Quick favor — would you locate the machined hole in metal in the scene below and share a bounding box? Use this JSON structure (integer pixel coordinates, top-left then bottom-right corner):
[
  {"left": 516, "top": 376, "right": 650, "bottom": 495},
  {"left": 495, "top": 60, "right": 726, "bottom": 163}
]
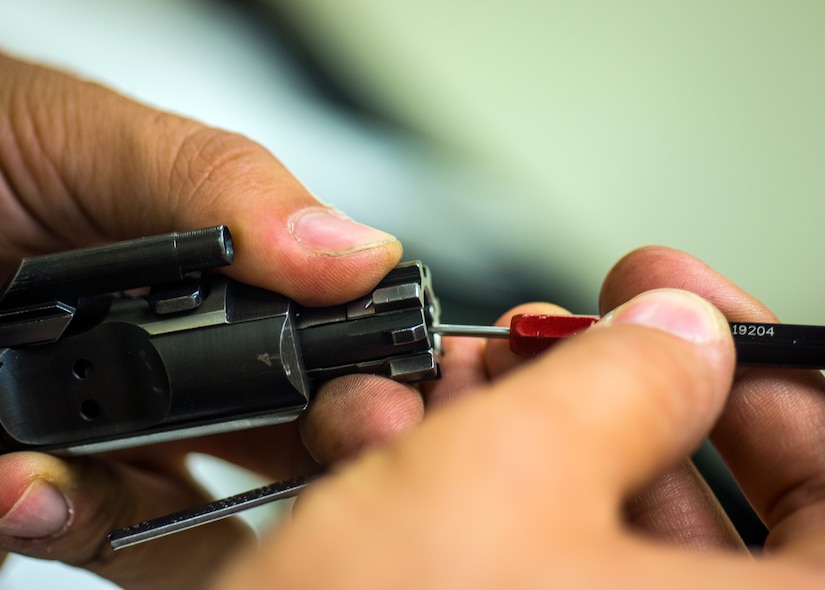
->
[
  {"left": 72, "top": 359, "right": 93, "bottom": 380},
  {"left": 80, "top": 399, "right": 101, "bottom": 421}
]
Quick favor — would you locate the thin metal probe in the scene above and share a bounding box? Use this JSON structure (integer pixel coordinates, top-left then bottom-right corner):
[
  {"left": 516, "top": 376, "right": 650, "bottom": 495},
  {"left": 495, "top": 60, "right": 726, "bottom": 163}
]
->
[
  {"left": 108, "top": 472, "right": 323, "bottom": 551},
  {"left": 431, "top": 324, "right": 510, "bottom": 338}
]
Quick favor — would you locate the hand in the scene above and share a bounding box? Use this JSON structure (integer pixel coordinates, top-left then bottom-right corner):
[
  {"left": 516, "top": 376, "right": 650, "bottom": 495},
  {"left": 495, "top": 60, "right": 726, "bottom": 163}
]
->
[
  {"left": 213, "top": 254, "right": 825, "bottom": 588},
  {"left": 600, "top": 246, "right": 825, "bottom": 558},
  {"left": 0, "top": 53, "right": 414, "bottom": 589}
]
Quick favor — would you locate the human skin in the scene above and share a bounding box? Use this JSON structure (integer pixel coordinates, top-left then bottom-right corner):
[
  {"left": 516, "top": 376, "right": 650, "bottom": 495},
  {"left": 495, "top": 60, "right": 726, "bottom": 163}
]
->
[{"left": 600, "top": 246, "right": 825, "bottom": 557}]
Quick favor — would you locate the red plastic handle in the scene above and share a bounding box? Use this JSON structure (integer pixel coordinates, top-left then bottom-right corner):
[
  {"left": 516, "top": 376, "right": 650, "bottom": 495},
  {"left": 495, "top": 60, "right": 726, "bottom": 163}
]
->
[{"left": 509, "top": 314, "right": 599, "bottom": 356}]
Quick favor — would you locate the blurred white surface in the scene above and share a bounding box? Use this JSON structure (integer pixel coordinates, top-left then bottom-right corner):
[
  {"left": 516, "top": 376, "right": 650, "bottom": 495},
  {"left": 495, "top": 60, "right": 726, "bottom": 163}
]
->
[{"left": 1, "top": 555, "right": 114, "bottom": 590}]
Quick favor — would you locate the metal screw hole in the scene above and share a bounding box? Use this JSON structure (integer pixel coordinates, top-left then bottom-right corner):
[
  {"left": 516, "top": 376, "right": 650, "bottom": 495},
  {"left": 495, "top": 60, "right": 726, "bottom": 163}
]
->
[
  {"left": 80, "top": 399, "right": 101, "bottom": 421},
  {"left": 72, "top": 359, "right": 93, "bottom": 380}
]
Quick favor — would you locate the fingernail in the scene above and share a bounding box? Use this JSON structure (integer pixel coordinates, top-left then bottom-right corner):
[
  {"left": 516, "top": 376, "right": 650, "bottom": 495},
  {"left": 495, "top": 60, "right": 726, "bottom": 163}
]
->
[
  {"left": 600, "top": 288, "right": 727, "bottom": 344},
  {"left": 289, "top": 207, "right": 398, "bottom": 255},
  {"left": 0, "top": 479, "right": 71, "bottom": 538}
]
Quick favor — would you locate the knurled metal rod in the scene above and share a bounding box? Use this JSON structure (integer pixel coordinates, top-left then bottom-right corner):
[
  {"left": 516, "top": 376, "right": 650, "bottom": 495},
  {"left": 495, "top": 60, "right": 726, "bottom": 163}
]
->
[{"left": 108, "top": 471, "right": 323, "bottom": 550}]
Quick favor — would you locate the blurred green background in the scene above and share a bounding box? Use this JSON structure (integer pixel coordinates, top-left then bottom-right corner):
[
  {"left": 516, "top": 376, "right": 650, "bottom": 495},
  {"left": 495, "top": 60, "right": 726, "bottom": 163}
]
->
[{"left": 271, "top": 0, "right": 825, "bottom": 322}]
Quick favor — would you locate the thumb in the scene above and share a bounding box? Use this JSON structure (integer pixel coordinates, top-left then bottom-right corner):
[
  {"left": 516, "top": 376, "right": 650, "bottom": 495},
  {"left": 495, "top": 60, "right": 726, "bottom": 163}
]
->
[
  {"left": 212, "top": 290, "right": 737, "bottom": 589},
  {"left": 0, "top": 53, "right": 401, "bottom": 305},
  {"left": 415, "top": 288, "right": 737, "bottom": 514},
  {"left": 517, "top": 288, "right": 737, "bottom": 498}
]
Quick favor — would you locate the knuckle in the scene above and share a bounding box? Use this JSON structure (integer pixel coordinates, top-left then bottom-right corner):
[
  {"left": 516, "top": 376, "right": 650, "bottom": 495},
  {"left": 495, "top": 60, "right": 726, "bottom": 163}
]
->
[{"left": 162, "top": 123, "right": 274, "bottom": 225}]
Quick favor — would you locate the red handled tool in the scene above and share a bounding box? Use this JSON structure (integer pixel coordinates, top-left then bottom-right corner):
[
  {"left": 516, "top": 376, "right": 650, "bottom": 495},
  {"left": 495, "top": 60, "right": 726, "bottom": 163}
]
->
[
  {"left": 435, "top": 314, "right": 825, "bottom": 369},
  {"left": 433, "top": 314, "right": 599, "bottom": 356}
]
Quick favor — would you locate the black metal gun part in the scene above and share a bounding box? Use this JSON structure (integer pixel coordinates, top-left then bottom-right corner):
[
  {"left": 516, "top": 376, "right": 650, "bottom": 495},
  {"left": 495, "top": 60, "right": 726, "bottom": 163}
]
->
[{"left": 0, "top": 226, "right": 441, "bottom": 455}]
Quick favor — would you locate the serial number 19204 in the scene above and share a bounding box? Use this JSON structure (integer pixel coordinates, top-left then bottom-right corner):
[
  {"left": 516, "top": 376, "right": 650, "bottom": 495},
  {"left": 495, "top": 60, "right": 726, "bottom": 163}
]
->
[{"left": 731, "top": 324, "right": 775, "bottom": 337}]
